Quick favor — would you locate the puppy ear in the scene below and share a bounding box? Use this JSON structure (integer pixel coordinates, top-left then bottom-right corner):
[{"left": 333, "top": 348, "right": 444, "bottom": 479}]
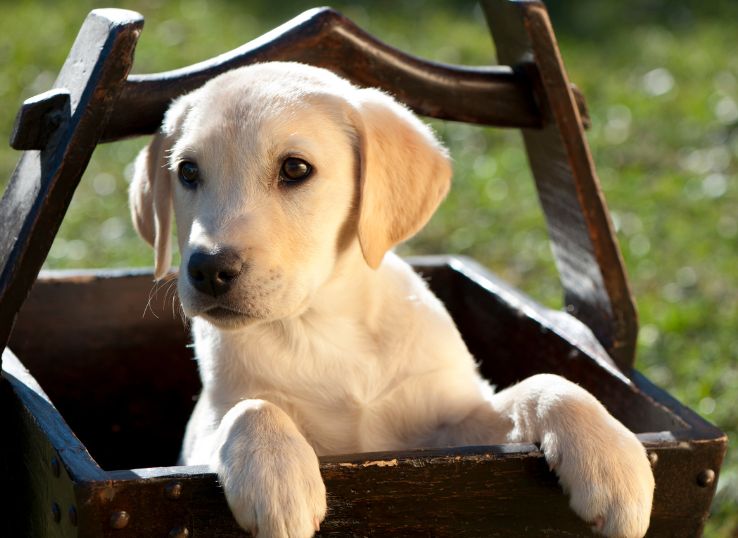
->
[
  {"left": 130, "top": 132, "right": 173, "bottom": 281},
  {"left": 353, "top": 88, "right": 452, "bottom": 268},
  {"left": 129, "top": 94, "right": 195, "bottom": 280}
]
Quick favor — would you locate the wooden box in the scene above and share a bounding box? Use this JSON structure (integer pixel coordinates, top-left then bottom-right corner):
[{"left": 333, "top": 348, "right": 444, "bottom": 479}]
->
[{"left": 0, "top": 1, "right": 726, "bottom": 536}]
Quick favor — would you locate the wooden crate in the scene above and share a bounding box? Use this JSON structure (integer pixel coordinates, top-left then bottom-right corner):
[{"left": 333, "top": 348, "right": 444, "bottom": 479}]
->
[
  {"left": 2, "top": 259, "right": 726, "bottom": 536},
  {"left": 0, "top": 1, "right": 726, "bottom": 536}
]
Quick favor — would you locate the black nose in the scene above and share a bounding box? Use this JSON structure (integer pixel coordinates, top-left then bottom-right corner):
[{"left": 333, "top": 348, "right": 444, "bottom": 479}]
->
[{"left": 187, "top": 249, "right": 244, "bottom": 297}]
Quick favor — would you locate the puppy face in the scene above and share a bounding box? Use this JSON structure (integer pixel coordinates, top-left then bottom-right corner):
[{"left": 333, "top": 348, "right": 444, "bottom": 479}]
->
[
  {"left": 130, "top": 62, "right": 451, "bottom": 328},
  {"left": 169, "top": 79, "right": 360, "bottom": 326}
]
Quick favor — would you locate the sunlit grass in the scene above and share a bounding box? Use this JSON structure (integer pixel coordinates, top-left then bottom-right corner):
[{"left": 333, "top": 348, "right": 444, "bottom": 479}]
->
[{"left": 1, "top": 1, "right": 736, "bottom": 534}]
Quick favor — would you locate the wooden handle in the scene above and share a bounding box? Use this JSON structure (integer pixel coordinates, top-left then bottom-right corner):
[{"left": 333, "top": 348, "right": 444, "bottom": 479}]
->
[
  {"left": 0, "top": 9, "right": 143, "bottom": 353},
  {"left": 483, "top": 0, "right": 638, "bottom": 370},
  {"left": 12, "top": 7, "right": 591, "bottom": 150},
  {"left": 4, "top": 2, "right": 634, "bottom": 371},
  {"left": 101, "top": 7, "right": 542, "bottom": 142}
]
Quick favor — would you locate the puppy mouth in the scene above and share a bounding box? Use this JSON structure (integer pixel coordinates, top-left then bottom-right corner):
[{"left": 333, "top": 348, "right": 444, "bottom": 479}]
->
[
  {"left": 205, "top": 306, "right": 245, "bottom": 318},
  {"left": 198, "top": 304, "right": 267, "bottom": 328},
  {"left": 202, "top": 305, "right": 250, "bottom": 322}
]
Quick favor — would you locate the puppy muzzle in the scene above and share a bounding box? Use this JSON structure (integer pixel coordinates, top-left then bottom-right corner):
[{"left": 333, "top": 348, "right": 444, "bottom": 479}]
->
[{"left": 187, "top": 248, "right": 244, "bottom": 297}]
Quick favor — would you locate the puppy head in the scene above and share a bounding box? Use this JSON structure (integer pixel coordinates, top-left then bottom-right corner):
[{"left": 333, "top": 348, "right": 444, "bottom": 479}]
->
[{"left": 130, "top": 62, "right": 451, "bottom": 328}]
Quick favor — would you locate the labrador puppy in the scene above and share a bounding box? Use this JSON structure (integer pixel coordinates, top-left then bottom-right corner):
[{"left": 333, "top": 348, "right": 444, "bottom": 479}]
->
[{"left": 130, "top": 62, "right": 654, "bottom": 538}]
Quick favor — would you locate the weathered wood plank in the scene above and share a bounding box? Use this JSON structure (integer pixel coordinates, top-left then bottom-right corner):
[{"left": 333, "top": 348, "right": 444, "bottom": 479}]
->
[
  {"left": 482, "top": 0, "right": 638, "bottom": 370},
  {"left": 5, "top": 262, "right": 727, "bottom": 536},
  {"left": 0, "top": 9, "right": 144, "bottom": 358},
  {"left": 8, "top": 269, "right": 196, "bottom": 470},
  {"left": 1, "top": 348, "right": 104, "bottom": 537},
  {"left": 102, "top": 7, "right": 543, "bottom": 142}
]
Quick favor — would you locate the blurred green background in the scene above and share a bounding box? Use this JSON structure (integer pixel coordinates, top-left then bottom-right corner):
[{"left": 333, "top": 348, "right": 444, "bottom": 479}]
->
[{"left": 1, "top": 0, "right": 736, "bottom": 534}]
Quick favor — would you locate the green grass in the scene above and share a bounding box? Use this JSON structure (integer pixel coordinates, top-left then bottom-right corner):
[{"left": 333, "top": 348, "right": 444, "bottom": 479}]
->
[{"left": 1, "top": 1, "right": 736, "bottom": 535}]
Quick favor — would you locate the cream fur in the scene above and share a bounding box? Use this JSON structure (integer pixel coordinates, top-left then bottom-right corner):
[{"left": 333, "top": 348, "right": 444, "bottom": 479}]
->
[{"left": 130, "top": 62, "right": 654, "bottom": 538}]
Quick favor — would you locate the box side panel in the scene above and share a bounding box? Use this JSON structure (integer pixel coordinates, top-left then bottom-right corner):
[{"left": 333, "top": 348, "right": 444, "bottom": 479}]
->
[
  {"left": 7, "top": 266, "right": 727, "bottom": 536},
  {"left": 77, "top": 451, "right": 598, "bottom": 537},
  {"left": 646, "top": 441, "right": 726, "bottom": 536},
  {"left": 77, "top": 441, "right": 722, "bottom": 538},
  {"left": 1, "top": 365, "right": 82, "bottom": 537},
  {"left": 9, "top": 271, "right": 199, "bottom": 470},
  {"left": 417, "top": 258, "right": 691, "bottom": 435}
]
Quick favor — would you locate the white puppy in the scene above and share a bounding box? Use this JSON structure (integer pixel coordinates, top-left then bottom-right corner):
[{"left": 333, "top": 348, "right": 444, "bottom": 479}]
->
[{"left": 130, "top": 62, "right": 654, "bottom": 538}]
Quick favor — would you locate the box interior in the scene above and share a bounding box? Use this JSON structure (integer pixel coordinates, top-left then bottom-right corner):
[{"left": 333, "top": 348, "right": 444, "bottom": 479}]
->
[{"left": 8, "top": 260, "right": 685, "bottom": 471}]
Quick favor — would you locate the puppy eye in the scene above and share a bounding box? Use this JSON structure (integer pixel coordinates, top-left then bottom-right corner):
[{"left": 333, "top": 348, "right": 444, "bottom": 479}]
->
[
  {"left": 178, "top": 161, "right": 200, "bottom": 189},
  {"left": 280, "top": 158, "right": 312, "bottom": 184}
]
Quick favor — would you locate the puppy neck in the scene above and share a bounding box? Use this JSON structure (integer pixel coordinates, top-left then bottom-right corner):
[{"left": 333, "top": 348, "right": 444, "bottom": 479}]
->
[{"left": 301, "top": 239, "right": 382, "bottom": 324}]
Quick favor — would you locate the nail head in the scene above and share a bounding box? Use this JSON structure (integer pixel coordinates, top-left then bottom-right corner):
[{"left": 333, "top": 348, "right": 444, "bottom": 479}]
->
[
  {"left": 169, "top": 526, "right": 190, "bottom": 538},
  {"left": 165, "top": 481, "right": 183, "bottom": 499},
  {"left": 110, "top": 510, "right": 130, "bottom": 529},
  {"left": 51, "top": 502, "right": 61, "bottom": 523},
  {"left": 697, "top": 469, "right": 715, "bottom": 487},
  {"left": 51, "top": 457, "right": 60, "bottom": 477}
]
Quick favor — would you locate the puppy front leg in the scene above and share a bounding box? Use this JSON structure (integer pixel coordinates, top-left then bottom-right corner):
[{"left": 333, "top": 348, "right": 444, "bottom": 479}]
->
[
  {"left": 449, "top": 374, "right": 654, "bottom": 537},
  {"left": 212, "top": 400, "right": 327, "bottom": 538}
]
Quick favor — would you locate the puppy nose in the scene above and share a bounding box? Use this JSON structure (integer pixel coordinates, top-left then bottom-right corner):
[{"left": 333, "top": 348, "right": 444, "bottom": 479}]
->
[{"left": 187, "top": 249, "right": 244, "bottom": 297}]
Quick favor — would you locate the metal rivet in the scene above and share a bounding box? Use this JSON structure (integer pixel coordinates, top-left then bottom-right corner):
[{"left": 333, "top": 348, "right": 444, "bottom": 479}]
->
[
  {"left": 165, "top": 481, "right": 183, "bottom": 500},
  {"left": 169, "top": 526, "right": 190, "bottom": 538},
  {"left": 697, "top": 469, "right": 715, "bottom": 487},
  {"left": 51, "top": 502, "right": 61, "bottom": 523},
  {"left": 110, "top": 510, "right": 130, "bottom": 529},
  {"left": 68, "top": 506, "right": 78, "bottom": 526},
  {"left": 51, "top": 457, "right": 60, "bottom": 478},
  {"left": 648, "top": 452, "right": 658, "bottom": 468}
]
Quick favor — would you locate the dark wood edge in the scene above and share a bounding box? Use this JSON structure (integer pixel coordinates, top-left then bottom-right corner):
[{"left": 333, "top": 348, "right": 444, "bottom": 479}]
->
[
  {"left": 0, "top": 8, "right": 143, "bottom": 362},
  {"left": 418, "top": 255, "right": 628, "bottom": 379},
  {"left": 36, "top": 266, "right": 164, "bottom": 282},
  {"left": 483, "top": 0, "right": 637, "bottom": 369},
  {"left": 101, "top": 430, "right": 720, "bottom": 483},
  {"left": 106, "top": 443, "right": 543, "bottom": 482},
  {"left": 25, "top": 261, "right": 727, "bottom": 447},
  {"left": 101, "top": 7, "right": 538, "bottom": 141},
  {"left": 523, "top": 1, "right": 639, "bottom": 369},
  {"left": 630, "top": 371, "right": 727, "bottom": 444},
  {"left": 1, "top": 348, "right": 106, "bottom": 483}
]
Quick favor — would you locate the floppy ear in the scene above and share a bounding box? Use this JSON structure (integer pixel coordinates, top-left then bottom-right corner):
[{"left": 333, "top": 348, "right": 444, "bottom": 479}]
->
[
  {"left": 352, "top": 88, "right": 452, "bottom": 268},
  {"left": 129, "top": 94, "right": 195, "bottom": 280},
  {"left": 130, "top": 132, "right": 173, "bottom": 280}
]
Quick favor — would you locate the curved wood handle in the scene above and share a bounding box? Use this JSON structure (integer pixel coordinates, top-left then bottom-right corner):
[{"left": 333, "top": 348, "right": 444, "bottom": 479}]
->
[
  {"left": 102, "top": 7, "right": 553, "bottom": 142},
  {"left": 5, "top": 2, "right": 632, "bottom": 371}
]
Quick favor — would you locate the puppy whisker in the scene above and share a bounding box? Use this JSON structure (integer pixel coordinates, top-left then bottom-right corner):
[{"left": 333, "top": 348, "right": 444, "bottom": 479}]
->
[
  {"left": 144, "top": 280, "right": 163, "bottom": 319},
  {"left": 144, "top": 272, "right": 180, "bottom": 320}
]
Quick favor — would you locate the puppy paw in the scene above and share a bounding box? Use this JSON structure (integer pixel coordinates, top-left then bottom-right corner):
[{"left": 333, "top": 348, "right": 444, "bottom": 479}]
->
[
  {"left": 213, "top": 401, "right": 328, "bottom": 538},
  {"left": 544, "top": 421, "right": 654, "bottom": 538}
]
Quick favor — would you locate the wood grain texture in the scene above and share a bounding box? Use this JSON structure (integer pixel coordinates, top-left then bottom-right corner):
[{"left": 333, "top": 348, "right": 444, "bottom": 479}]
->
[
  {"left": 483, "top": 0, "right": 638, "bottom": 370},
  {"left": 0, "top": 9, "right": 143, "bottom": 358},
  {"left": 7, "top": 262, "right": 726, "bottom": 536},
  {"left": 102, "top": 7, "right": 544, "bottom": 142},
  {"left": 8, "top": 269, "right": 196, "bottom": 470},
  {"left": 1, "top": 348, "right": 102, "bottom": 538}
]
